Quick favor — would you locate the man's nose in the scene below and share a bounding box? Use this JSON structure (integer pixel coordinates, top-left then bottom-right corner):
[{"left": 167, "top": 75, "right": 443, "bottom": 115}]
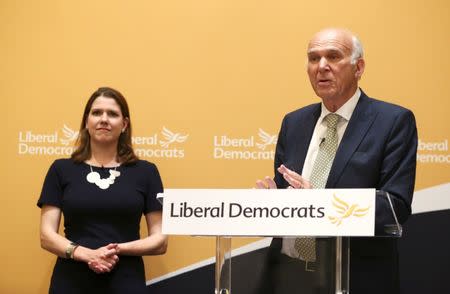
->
[{"left": 318, "top": 57, "right": 329, "bottom": 71}]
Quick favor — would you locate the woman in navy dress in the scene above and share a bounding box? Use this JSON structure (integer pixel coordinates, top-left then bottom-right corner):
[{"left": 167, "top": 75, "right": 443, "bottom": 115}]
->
[{"left": 38, "top": 87, "right": 167, "bottom": 294}]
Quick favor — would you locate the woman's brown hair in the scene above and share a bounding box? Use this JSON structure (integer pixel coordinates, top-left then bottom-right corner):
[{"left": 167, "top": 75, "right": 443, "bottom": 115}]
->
[{"left": 71, "top": 87, "right": 138, "bottom": 165}]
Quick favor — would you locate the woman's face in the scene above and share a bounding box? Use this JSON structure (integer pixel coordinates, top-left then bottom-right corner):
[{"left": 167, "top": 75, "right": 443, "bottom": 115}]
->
[{"left": 85, "top": 96, "right": 128, "bottom": 146}]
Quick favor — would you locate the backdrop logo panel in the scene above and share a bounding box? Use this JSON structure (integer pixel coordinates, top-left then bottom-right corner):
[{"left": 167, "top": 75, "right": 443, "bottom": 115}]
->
[
  {"left": 133, "top": 126, "right": 189, "bottom": 159},
  {"left": 417, "top": 138, "right": 449, "bottom": 164},
  {"left": 213, "top": 128, "right": 277, "bottom": 160},
  {"left": 17, "top": 125, "right": 189, "bottom": 159},
  {"left": 17, "top": 124, "right": 77, "bottom": 156}
]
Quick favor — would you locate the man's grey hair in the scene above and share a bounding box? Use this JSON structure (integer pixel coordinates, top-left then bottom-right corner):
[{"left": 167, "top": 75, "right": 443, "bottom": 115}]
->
[{"left": 350, "top": 35, "right": 364, "bottom": 64}]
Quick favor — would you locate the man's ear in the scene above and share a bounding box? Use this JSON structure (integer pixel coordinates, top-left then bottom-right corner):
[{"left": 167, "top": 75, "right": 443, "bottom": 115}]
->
[{"left": 355, "top": 58, "right": 365, "bottom": 80}]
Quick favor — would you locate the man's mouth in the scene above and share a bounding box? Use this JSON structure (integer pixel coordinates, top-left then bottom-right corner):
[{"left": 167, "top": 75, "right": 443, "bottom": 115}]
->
[{"left": 317, "top": 79, "right": 332, "bottom": 86}]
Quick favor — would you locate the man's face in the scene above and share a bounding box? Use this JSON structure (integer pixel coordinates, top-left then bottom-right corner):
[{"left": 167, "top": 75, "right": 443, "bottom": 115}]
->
[{"left": 307, "top": 30, "right": 362, "bottom": 104}]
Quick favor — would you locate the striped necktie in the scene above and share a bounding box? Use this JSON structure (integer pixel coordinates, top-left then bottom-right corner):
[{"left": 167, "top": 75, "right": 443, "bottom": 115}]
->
[{"left": 294, "top": 113, "right": 341, "bottom": 263}]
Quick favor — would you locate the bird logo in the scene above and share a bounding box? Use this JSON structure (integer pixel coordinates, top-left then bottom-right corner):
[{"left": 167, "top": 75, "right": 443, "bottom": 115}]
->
[
  {"left": 256, "top": 128, "right": 277, "bottom": 150},
  {"left": 328, "top": 194, "right": 370, "bottom": 226},
  {"left": 159, "top": 126, "right": 189, "bottom": 148},
  {"left": 59, "top": 124, "right": 79, "bottom": 146}
]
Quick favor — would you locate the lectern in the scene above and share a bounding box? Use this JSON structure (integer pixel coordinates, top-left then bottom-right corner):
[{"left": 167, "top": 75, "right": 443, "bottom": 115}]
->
[{"left": 159, "top": 189, "right": 401, "bottom": 294}]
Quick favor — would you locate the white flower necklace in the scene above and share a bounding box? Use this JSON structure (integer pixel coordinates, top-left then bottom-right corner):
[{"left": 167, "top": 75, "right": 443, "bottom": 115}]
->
[{"left": 86, "top": 165, "right": 121, "bottom": 190}]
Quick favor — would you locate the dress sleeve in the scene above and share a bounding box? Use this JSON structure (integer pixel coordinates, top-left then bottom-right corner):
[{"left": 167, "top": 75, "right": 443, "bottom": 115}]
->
[
  {"left": 37, "top": 160, "right": 63, "bottom": 208},
  {"left": 144, "top": 163, "right": 164, "bottom": 214}
]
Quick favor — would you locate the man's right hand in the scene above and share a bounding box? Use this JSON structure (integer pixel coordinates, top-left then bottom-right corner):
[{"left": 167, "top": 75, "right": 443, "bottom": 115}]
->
[
  {"left": 256, "top": 164, "right": 312, "bottom": 190},
  {"left": 255, "top": 176, "right": 277, "bottom": 189}
]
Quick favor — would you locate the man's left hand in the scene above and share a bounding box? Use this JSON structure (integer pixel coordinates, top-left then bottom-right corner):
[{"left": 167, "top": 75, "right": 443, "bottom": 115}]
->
[{"left": 277, "top": 164, "right": 312, "bottom": 189}]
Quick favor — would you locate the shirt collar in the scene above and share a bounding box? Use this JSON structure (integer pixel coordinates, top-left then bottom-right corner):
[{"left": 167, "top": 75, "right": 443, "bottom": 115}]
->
[{"left": 318, "top": 88, "right": 361, "bottom": 123}]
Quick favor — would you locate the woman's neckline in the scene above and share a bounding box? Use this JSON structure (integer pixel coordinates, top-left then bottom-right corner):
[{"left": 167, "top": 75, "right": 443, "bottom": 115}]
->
[{"left": 82, "top": 161, "right": 120, "bottom": 168}]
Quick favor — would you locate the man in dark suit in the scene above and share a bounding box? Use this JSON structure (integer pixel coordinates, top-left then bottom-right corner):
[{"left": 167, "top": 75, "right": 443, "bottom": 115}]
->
[{"left": 256, "top": 28, "right": 417, "bottom": 294}]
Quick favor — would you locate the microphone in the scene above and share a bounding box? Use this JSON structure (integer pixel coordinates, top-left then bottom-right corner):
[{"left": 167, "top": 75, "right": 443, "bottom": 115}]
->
[{"left": 319, "top": 137, "right": 325, "bottom": 147}]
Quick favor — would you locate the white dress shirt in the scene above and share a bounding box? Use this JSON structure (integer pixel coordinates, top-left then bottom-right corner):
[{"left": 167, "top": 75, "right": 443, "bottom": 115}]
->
[{"left": 281, "top": 88, "right": 361, "bottom": 258}]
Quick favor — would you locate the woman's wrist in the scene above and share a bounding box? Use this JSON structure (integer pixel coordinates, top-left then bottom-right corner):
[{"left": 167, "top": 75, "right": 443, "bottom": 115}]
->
[
  {"left": 72, "top": 246, "right": 90, "bottom": 263},
  {"left": 65, "top": 242, "right": 79, "bottom": 259},
  {"left": 116, "top": 242, "right": 127, "bottom": 255}
]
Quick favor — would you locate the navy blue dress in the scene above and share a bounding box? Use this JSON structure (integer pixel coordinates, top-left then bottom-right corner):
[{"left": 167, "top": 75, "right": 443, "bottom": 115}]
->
[{"left": 37, "top": 159, "right": 163, "bottom": 294}]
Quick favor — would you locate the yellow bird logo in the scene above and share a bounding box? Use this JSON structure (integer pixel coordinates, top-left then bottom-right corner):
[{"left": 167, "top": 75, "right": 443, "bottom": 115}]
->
[
  {"left": 328, "top": 194, "right": 370, "bottom": 226},
  {"left": 256, "top": 128, "right": 277, "bottom": 150},
  {"left": 159, "top": 126, "right": 189, "bottom": 148},
  {"left": 59, "top": 124, "right": 79, "bottom": 146}
]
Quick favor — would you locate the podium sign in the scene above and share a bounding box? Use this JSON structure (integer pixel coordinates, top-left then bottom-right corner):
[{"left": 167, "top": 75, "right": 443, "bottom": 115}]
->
[{"left": 160, "top": 188, "right": 375, "bottom": 237}]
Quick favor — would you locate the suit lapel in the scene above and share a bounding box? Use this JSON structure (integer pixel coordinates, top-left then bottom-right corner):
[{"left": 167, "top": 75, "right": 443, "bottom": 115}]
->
[
  {"left": 291, "top": 105, "right": 321, "bottom": 174},
  {"left": 326, "top": 92, "right": 378, "bottom": 188}
]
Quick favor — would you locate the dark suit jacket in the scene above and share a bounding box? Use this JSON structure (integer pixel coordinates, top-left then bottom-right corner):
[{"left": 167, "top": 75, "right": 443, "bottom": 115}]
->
[{"left": 268, "top": 90, "right": 418, "bottom": 294}]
